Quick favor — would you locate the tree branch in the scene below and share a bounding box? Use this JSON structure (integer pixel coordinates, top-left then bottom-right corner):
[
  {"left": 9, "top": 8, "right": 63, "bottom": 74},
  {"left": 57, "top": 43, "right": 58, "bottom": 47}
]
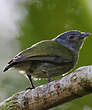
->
[{"left": 0, "top": 65, "right": 92, "bottom": 110}]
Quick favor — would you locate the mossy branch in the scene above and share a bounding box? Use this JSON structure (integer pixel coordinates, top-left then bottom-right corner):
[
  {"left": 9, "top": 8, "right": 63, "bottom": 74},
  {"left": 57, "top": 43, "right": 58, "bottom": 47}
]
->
[{"left": 0, "top": 65, "right": 92, "bottom": 110}]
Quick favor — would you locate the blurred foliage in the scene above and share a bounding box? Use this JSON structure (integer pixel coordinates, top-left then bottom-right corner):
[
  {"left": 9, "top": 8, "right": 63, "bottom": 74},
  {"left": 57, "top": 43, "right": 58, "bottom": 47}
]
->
[{"left": 2, "top": 0, "right": 92, "bottom": 110}]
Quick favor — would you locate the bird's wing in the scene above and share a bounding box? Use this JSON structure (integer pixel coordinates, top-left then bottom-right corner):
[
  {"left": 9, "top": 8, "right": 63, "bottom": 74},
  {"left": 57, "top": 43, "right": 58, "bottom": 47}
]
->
[
  {"left": 3, "top": 40, "right": 75, "bottom": 72},
  {"left": 8, "top": 40, "right": 74, "bottom": 64}
]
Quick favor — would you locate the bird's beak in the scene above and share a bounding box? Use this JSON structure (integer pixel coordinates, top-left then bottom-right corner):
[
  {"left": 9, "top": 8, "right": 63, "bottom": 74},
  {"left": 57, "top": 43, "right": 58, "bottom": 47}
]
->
[{"left": 81, "top": 32, "right": 91, "bottom": 39}]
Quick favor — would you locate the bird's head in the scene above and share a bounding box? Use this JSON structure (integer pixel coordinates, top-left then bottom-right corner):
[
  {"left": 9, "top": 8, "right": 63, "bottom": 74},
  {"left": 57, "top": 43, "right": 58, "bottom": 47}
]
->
[{"left": 53, "top": 30, "right": 90, "bottom": 52}]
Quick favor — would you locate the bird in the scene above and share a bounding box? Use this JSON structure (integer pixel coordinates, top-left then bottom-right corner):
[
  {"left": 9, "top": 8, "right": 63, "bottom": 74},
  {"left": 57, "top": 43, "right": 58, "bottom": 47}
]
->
[{"left": 3, "top": 30, "right": 90, "bottom": 89}]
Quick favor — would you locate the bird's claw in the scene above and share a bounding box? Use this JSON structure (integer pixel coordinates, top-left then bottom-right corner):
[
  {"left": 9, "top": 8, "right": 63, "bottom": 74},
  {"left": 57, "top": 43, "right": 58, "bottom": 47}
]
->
[{"left": 26, "top": 87, "right": 35, "bottom": 90}]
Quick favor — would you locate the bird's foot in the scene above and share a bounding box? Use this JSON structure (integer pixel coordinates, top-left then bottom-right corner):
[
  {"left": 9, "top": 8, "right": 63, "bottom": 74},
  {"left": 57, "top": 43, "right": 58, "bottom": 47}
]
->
[{"left": 26, "top": 86, "right": 35, "bottom": 90}]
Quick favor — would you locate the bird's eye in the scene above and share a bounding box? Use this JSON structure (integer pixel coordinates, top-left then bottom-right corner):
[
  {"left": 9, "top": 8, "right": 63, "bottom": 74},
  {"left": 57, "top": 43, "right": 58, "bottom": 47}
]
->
[{"left": 68, "top": 35, "right": 75, "bottom": 40}]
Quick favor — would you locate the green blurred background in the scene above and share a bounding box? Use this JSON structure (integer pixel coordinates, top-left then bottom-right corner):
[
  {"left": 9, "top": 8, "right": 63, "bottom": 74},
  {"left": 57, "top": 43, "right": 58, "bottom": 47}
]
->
[{"left": 1, "top": 0, "right": 92, "bottom": 109}]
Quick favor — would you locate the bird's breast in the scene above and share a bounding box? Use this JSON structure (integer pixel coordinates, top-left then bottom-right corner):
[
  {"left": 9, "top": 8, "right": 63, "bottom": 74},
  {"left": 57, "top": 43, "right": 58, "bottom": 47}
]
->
[{"left": 30, "top": 62, "right": 75, "bottom": 78}]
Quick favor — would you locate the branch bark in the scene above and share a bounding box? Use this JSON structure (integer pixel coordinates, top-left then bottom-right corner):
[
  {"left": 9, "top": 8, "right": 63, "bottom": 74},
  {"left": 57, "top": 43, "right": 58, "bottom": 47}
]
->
[{"left": 0, "top": 65, "right": 92, "bottom": 110}]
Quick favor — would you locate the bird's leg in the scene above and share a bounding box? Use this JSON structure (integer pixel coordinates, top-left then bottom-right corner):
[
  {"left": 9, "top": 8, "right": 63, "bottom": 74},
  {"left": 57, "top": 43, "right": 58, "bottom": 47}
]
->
[
  {"left": 48, "top": 77, "right": 51, "bottom": 83},
  {"left": 26, "top": 74, "right": 35, "bottom": 90},
  {"left": 46, "top": 73, "right": 51, "bottom": 83}
]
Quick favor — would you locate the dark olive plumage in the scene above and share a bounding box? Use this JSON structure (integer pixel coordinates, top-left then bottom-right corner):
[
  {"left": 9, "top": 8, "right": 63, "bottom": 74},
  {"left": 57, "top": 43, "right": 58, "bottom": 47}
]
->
[{"left": 3, "top": 30, "right": 90, "bottom": 89}]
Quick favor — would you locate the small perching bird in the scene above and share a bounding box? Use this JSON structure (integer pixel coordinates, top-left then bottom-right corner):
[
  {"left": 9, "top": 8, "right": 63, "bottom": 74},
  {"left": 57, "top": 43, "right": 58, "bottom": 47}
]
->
[{"left": 3, "top": 30, "right": 90, "bottom": 89}]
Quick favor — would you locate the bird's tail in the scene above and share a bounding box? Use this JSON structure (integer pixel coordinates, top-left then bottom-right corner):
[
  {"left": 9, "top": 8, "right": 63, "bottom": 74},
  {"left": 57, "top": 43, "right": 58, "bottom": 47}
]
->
[{"left": 3, "top": 63, "right": 14, "bottom": 72}]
